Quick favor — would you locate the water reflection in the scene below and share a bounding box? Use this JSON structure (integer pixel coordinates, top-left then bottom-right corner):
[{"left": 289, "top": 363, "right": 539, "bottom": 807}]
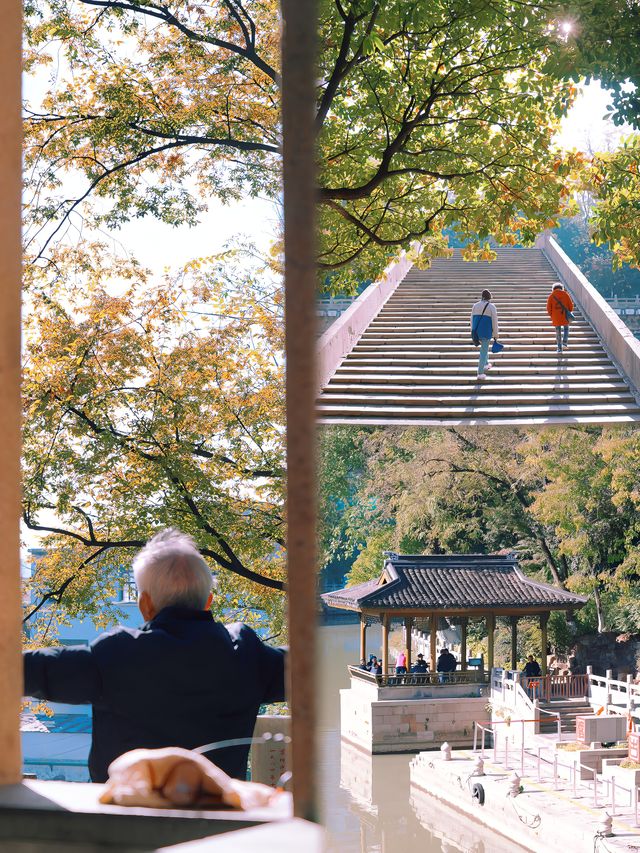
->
[{"left": 318, "top": 624, "right": 527, "bottom": 853}]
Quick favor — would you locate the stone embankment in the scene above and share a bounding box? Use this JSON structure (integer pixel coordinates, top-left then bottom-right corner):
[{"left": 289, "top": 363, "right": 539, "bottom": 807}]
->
[{"left": 411, "top": 749, "right": 640, "bottom": 853}]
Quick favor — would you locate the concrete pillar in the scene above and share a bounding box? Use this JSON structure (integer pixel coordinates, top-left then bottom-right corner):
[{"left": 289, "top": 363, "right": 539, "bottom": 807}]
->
[
  {"left": 511, "top": 616, "right": 518, "bottom": 671},
  {"left": 487, "top": 614, "right": 496, "bottom": 674},
  {"left": 540, "top": 613, "right": 549, "bottom": 677},
  {"left": 405, "top": 616, "right": 413, "bottom": 670},
  {"left": 430, "top": 614, "right": 437, "bottom": 672},
  {"left": 359, "top": 616, "right": 367, "bottom": 662},
  {"left": 281, "top": 0, "right": 317, "bottom": 820},
  {"left": 381, "top": 613, "right": 390, "bottom": 675},
  {"left": 0, "top": 0, "right": 24, "bottom": 786},
  {"left": 460, "top": 617, "right": 468, "bottom": 671}
]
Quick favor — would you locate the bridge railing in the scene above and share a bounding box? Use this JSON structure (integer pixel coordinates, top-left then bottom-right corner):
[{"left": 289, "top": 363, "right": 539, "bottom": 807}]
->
[
  {"left": 587, "top": 668, "right": 640, "bottom": 724},
  {"left": 316, "top": 244, "right": 420, "bottom": 392},
  {"left": 538, "top": 232, "right": 640, "bottom": 399}
]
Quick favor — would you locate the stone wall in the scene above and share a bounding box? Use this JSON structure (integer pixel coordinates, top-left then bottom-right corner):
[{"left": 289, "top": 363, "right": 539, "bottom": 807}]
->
[
  {"left": 340, "top": 687, "right": 485, "bottom": 753},
  {"left": 571, "top": 631, "right": 640, "bottom": 678}
]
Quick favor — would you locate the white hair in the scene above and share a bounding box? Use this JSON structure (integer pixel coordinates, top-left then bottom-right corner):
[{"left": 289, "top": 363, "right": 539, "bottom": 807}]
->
[{"left": 132, "top": 528, "right": 213, "bottom": 611}]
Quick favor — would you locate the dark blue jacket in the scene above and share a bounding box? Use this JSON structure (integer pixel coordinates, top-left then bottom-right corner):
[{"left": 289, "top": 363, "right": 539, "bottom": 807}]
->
[{"left": 23, "top": 607, "right": 286, "bottom": 783}]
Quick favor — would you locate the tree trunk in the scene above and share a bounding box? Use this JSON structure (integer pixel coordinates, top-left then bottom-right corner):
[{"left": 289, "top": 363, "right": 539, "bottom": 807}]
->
[
  {"left": 536, "top": 535, "right": 566, "bottom": 589},
  {"left": 593, "top": 584, "right": 606, "bottom": 633}
]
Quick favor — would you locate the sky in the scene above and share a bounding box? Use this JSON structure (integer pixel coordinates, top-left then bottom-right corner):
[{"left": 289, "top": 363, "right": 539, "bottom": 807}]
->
[{"left": 557, "top": 81, "right": 633, "bottom": 151}]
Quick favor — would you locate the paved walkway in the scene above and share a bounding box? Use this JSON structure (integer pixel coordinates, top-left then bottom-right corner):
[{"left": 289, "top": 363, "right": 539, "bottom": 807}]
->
[
  {"left": 411, "top": 746, "right": 640, "bottom": 853},
  {"left": 411, "top": 750, "right": 640, "bottom": 853},
  {"left": 318, "top": 247, "right": 640, "bottom": 425}
]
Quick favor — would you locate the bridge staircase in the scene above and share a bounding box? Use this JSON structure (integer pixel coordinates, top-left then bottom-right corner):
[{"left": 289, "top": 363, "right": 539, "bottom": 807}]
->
[
  {"left": 538, "top": 698, "right": 593, "bottom": 735},
  {"left": 317, "top": 247, "right": 640, "bottom": 426}
]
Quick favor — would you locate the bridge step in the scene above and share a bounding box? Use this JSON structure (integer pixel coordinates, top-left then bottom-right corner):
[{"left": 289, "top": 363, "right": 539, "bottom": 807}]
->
[
  {"left": 539, "top": 701, "right": 594, "bottom": 733},
  {"left": 318, "top": 248, "right": 640, "bottom": 425}
]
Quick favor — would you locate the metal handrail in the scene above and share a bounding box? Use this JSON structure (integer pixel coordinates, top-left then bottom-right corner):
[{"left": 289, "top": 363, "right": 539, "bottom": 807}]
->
[{"left": 479, "top": 730, "right": 640, "bottom": 821}]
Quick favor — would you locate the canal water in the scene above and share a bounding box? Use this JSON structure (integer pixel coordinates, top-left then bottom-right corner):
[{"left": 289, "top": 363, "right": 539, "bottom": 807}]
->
[{"left": 317, "top": 623, "right": 528, "bottom": 853}]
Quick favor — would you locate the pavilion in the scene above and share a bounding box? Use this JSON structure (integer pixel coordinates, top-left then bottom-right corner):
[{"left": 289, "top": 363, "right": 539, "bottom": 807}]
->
[{"left": 321, "top": 553, "right": 588, "bottom": 677}]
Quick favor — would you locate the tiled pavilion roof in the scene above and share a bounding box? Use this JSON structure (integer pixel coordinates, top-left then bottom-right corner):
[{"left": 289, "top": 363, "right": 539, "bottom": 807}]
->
[{"left": 321, "top": 553, "right": 588, "bottom": 614}]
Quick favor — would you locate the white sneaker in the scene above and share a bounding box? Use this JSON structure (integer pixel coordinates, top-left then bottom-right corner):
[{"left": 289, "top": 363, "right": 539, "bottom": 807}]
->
[
  {"left": 477, "top": 373, "right": 487, "bottom": 380},
  {"left": 485, "top": 362, "right": 493, "bottom": 370}
]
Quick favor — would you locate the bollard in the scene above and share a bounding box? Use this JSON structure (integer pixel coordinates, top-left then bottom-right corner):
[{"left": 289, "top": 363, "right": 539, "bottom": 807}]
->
[
  {"left": 472, "top": 755, "right": 485, "bottom": 777},
  {"left": 611, "top": 777, "right": 616, "bottom": 816},
  {"left": 441, "top": 742, "right": 452, "bottom": 761},
  {"left": 505, "top": 737, "right": 509, "bottom": 770},
  {"left": 573, "top": 759, "right": 577, "bottom": 797},
  {"left": 493, "top": 730, "right": 498, "bottom": 764},
  {"left": 553, "top": 754, "right": 558, "bottom": 790},
  {"left": 508, "top": 770, "right": 521, "bottom": 797},
  {"left": 597, "top": 813, "right": 613, "bottom": 837},
  {"left": 593, "top": 770, "right": 599, "bottom": 808},
  {"left": 537, "top": 747, "right": 542, "bottom": 783},
  {"left": 473, "top": 723, "right": 478, "bottom": 753},
  {"left": 520, "top": 722, "right": 525, "bottom": 777}
]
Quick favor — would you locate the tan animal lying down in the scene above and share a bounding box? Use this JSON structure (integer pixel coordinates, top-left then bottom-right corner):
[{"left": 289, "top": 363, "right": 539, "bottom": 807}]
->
[{"left": 99, "top": 747, "right": 283, "bottom": 810}]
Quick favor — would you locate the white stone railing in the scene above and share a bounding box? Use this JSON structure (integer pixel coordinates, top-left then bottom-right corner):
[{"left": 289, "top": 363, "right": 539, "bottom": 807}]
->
[
  {"left": 587, "top": 667, "right": 640, "bottom": 722},
  {"left": 316, "top": 245, "right": 419, "bottom": 392},
  {"left": 537, "top": 232, "right": 640, "bottom": 400},
  {"left": 489, "top": 668, "right": 564, "bottom": 738},
  {"left": 491, "top": 668, "right": 533, "bottom": 712}
]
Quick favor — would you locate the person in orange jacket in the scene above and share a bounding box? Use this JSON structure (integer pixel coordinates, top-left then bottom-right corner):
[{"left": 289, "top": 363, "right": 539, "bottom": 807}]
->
[{"left": 546, "top": 282, "right": 574, "bottom": 354}]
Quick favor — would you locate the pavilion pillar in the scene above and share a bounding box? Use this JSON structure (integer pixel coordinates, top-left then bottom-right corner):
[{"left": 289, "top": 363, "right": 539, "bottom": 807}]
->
[
  {"left": 540, "top": 613, "right": 549, "bottom": 677},
  {"left": 0, "top": 0, "right": 24, "bottom": 785},
  {"left": 460, "top": 617, "right": 468, "bottom": 671},
  {"left": 486, "top": 614, "right": 496, "bottom": 673},
  {"left": 430, "top": 614, "right": 437, "bottom": 672},
  {"left": 359, "top": 615, "right": 367, "bottom": 662},
  {"left": 405, "top": 616, "right": 413, "bottom": 670},
  {"left": 510, "top": 616, "right": 519, "bottom": 671},
  {"left": 281, "top": 0, "right": 318, "bottom": 821},
  {"left": 381, "top": 613, "right": 389, "bottom": 675}
]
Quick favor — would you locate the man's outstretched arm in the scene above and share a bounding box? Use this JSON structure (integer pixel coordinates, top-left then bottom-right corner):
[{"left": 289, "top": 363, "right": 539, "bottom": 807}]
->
[
  {"left": 24, "top": 646, "right": 102, "bottom": 705},
  {"left": 260, "top": 642, "right": 287, "bottom": 704}
]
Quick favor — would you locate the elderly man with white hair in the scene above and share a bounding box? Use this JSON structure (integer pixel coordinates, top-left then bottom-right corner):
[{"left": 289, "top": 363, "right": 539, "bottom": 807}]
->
[{"left": 23, "top": 529, "right": 286, "bottom": 783}]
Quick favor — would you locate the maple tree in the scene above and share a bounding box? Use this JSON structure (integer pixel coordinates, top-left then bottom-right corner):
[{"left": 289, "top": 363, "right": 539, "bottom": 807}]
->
[
  {"left": 22, "top": 242, "right": 287, "bottom": 636},
  {"left": 24, "top": 0, "right": 586, "bottom": 292}
]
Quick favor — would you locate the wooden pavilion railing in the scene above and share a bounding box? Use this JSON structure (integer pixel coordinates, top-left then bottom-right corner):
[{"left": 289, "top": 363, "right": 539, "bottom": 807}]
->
[
  {"left": 348, "top": 665, "right": 490, "bottom": 688},
  {"left": 521, "top": 673, "right": 590, "bottom": 702}
]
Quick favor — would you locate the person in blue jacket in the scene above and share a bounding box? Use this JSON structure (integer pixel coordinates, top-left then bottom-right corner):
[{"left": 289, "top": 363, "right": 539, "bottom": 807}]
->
[
  {"left": 470, "top": 289, "right": 500, "bottom": 380},
  {"left": 23, "top": 528, "right": 286, "bottom": 783}
]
